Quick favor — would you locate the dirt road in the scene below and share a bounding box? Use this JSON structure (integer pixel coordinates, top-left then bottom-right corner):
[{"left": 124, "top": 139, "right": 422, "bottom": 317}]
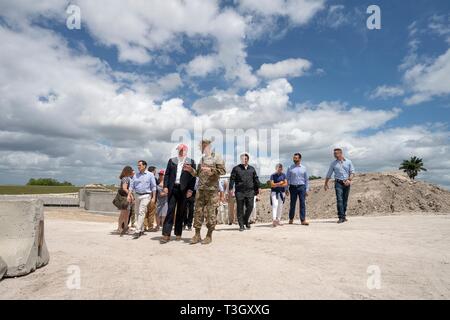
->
[{"left": 1, "top": 211, "right": 449, "bottom": 299}]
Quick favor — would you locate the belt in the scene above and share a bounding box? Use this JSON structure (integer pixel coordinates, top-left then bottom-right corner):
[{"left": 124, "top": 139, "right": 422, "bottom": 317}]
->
[
  {"left": 335, "top": 179, "right": 347, "bottom": 184},
  {"left": 136, "top": 192, "right": 151, "bottom": 195},
  {"left": 289, "top": 184, "right": 305, "bottom": 187}
]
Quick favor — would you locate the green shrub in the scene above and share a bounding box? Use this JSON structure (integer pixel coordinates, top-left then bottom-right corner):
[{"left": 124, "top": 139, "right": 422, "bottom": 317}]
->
[{"left": 26, "top": 178, "right": 74, "bottom": 186}]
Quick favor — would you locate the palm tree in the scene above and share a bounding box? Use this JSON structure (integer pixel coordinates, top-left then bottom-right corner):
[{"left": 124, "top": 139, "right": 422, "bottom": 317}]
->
[{"left": 399, "top": 156, "right": 427, "bottom": 180}]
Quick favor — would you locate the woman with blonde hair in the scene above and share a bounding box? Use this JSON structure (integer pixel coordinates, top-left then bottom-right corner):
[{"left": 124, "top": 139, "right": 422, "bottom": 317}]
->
[{"left": 270, "top": 163, "right": 288, "bottom": 227}]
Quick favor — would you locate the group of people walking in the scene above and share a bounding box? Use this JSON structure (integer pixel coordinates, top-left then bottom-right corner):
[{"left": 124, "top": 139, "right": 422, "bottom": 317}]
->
[
  {"left": 268, "top": 148, "right": 355, "bottom": 227},
  {"left": 114, "top": 140, "right": 355, "bottom": 245}
]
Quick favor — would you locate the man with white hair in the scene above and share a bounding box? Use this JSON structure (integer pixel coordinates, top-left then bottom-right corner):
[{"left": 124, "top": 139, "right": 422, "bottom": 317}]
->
[
  {"left": 324, "top": 148, "right": 355, "bottom": 223},
  {"left": 161, "top": 143, "right": 196, "bottom": 243}
]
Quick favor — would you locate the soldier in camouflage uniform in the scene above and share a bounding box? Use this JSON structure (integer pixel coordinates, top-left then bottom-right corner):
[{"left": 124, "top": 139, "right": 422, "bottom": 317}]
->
[{"left": 188, "top": 139, "right": 226, "bottom": 245}]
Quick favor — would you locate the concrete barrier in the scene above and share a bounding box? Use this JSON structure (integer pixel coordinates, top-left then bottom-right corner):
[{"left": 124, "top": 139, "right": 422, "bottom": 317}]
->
[
  {"left": 0, "top": 199, "right": 49, "bottom": 278},
  {"left": 84, "top": 190, "right": 117, "bottom": 213},
  {"left": 78, "top": 188, "right": 86, "bottom": 207},
  {"left": 0, "top": 257, "right": 6, "bottom": 279}
]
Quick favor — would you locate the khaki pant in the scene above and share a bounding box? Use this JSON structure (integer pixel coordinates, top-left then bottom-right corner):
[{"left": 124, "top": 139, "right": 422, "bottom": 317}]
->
[
  {"left": 144, "top": 200, "right": 157, "bottom": 230},
  {"left": 135, "top": 194, "right": 150, "bottom": 233},
  {"left": 227, "top": 196, "right": 236, "bottom": 224}
]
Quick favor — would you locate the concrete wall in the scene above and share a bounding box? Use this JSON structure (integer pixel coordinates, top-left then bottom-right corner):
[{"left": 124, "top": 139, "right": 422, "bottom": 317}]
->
[
  {"left": 84, "top": 190, "right": 118, "bottom": 214},
  {"left": 0, "top": 194, "right": 78, "bottom": 206},
  {"left": 0, "top": 199, "right": 49, "bottom": 279}
]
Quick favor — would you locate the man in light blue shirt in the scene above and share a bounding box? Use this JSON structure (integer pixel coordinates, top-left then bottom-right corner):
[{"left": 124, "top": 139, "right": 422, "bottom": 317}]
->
[
  {"left": 129, "top": 167, "right": 157, "bottom": 195},
  {"left": 286, "top": 153, "right": 310, "bottom": 225},
  {"left": 324, "top": 148, "right": 355, "bottom": 223},
  {"left": 128, "top": 160, "right": 157, "bottom": 238}
]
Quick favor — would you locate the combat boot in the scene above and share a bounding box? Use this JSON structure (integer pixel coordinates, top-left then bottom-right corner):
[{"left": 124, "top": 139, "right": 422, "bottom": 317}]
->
[
  {"left": 190, "top": 228, "right": 202, "bottom": 244},
  {"left": 202, "top": 229, "right": 213, "bottom": 245}
]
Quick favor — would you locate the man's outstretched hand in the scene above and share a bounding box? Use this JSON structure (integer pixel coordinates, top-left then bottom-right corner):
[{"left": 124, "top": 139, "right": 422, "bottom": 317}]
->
[{"left": 183, "top": 163, "right": 195, "bottom": 175}]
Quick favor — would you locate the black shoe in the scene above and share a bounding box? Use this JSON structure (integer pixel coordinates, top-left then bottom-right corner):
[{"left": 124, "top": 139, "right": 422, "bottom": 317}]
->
[
  {"left": 245, "top": 224, "right": 251, "bottom": 229},
  {"left": 239, "top": 226, "right": 245, "bottom": 232},
  {"left": 337, "top": 219, "right": 345, "bottom": 224},
  {"left": 132, "top": 232, "right": 141, "bottom": 239}
]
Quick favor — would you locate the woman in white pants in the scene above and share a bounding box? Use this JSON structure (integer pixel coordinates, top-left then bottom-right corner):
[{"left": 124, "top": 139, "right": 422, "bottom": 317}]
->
[{"left": 270, "top": 164, "right": 288, "bottom": 227}]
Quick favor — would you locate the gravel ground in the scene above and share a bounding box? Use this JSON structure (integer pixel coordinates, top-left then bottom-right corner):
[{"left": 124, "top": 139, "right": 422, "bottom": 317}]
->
[{"left": 0, "top": 210, "right": 449, "bottom": 299}]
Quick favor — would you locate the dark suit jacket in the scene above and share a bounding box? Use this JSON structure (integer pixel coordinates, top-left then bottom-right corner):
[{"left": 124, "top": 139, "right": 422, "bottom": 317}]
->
[{"left": 163, "top": 157, "right": 196, "bottom": 198}]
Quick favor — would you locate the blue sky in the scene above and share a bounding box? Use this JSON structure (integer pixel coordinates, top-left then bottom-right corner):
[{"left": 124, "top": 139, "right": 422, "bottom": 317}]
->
[{"left": 0, "top": 0, "right": 449, "bottom": 187}]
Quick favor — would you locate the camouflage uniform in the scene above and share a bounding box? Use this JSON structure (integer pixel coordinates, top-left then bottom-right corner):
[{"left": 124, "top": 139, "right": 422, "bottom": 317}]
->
[
  {"left": 191, "top": 152, "right": 226, "bottom": 244},
  {"left": 194, "top": 190, "right": 218, "bottom": 230}
]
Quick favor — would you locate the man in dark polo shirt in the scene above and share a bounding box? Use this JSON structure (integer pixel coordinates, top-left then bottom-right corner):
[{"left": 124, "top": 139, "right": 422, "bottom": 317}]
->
[{"left": 229, "top": 153, "right": 261, "bottom": 232}]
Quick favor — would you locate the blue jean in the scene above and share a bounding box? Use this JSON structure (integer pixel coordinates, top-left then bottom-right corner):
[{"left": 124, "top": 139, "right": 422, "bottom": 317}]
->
[
  {"left": 335, "top": 181, "right": 350, "bottom": 219},
  {"left": 289, "top": 185, "right": 306, "bottom": 221}
]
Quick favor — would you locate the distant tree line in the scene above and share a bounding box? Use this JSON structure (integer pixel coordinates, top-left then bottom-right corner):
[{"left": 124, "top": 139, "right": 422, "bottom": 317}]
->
[{"left": 27, "top": 178, "right": 74, "bottom": 186}]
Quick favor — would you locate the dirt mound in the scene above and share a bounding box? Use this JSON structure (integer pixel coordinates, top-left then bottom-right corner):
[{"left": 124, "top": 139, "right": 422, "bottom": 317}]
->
[{"left": 255, "top": 171, "right": 450, "bottom": 222}]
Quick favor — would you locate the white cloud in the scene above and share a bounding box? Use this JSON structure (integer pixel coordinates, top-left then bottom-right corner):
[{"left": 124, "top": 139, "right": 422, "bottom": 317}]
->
[
  {"left": 403, "top": 48, "right": 450, "bottom": 105},
  {"left": 0, "top": 0, "right": 67, "bottom": 26},
  {"left": 370, "top": 85, "right": 405, "bottom": 100},
  {"left": 185, "top": 55, "right": 221, "bottom": 77},
  {"left": 388, "top": 16, "right": 450, "bottom": 105},
  {"left": 320, "top": 4, "right": 350, "bottom": 28},
  {"left": 236, "top": 0, "right": 326, "bottom": 45},
  {"left": 150, "top": 73, "right": 183, "bottom": 97},
  {"left": 245, "top": 78, "right": 292, "bottom": 110},
  {"left": 76, "top": 0, "right": 260, "bottom": 88},
  {"left": 238, "top": 0, "right": 325, "bottom": 25},
  {"left": 256, "top": 58, "right": 312, "bottom": 79},
  {"left": 428, "top": 14, "right": 450, "bottom": 44}
]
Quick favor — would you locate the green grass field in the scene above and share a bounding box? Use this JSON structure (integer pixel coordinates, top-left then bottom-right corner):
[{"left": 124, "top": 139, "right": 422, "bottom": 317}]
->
[{"left": 0, "top": 185, "right": 81, "bottom": 195}]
